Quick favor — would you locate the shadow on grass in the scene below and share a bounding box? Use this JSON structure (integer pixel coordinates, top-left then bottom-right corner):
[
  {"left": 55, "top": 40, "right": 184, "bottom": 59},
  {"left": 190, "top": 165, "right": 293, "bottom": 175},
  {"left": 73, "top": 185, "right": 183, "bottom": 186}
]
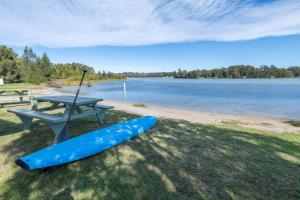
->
[
  {"left": 0, "top": 110, "right": 300, "bottom": 199},
  {"left": 0, "top": 118, "right": 24, "bottom": 136}
]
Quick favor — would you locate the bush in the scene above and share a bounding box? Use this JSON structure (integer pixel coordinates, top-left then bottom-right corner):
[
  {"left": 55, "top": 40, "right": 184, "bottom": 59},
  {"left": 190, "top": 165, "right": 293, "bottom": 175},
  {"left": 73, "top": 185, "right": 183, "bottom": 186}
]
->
[
  {"left": 286, "top": 120, "right": 300, "bottom": 127},
  {"left": 47, "top": 80, "right": 62, "bottom": 88},
  {"left": 133, "top": 103, "right": 147, "bottom": 108}
]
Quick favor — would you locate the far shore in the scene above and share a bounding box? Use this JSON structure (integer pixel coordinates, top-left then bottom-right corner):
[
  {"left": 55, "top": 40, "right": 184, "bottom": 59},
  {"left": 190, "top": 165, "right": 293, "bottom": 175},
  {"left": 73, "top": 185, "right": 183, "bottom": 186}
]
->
[
  {"left": 0, "top": 78, "right": 124, "bottom": 90},
  {"left": 18, "top": 87, "right": 299, "bottom": 133}
]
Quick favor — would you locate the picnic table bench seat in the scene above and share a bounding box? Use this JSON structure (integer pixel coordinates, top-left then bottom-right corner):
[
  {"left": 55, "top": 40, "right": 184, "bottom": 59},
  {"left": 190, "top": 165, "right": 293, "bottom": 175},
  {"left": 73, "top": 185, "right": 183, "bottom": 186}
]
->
[
  {"left": 8, "top": 107, "right": 113, "bottom": 124},
  {"left": 8, "top": 109, "right": 65, "bottom": 123},
  {"left": 8, "top": 108, "right": 69, "bottom": 142},
  {"left": 96, "top": 104, "right": 114, "bottom": 110},
  {"left": 8, "top": 104, "right": 114, "bottom": 143}
]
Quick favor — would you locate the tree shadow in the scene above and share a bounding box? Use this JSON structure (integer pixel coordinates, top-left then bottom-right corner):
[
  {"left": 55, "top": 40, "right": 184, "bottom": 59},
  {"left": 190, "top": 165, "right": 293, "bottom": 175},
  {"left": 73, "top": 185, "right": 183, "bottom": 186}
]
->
[
  {"left": 1, "top": 110, "right": 300, "bottom": 199},
  {"left": 0, "top": 118, "right": 24, "bottom": 136}
]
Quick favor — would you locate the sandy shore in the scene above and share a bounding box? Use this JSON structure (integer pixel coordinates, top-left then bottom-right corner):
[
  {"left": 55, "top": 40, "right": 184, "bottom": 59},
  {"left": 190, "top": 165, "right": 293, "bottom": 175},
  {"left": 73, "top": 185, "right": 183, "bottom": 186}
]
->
[
  {"left": 3, "top": 87, "right": 300, "bottom": 133},
  {"left": 101, "top": 99, "right": 300, "bottom": 133}
]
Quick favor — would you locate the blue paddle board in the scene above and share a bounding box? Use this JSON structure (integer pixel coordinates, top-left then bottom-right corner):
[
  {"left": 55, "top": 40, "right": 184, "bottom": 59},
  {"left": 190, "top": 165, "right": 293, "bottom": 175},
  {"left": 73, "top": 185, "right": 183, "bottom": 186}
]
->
[{"left": 16, "top": 116, "right": 157, "bottom": 170}]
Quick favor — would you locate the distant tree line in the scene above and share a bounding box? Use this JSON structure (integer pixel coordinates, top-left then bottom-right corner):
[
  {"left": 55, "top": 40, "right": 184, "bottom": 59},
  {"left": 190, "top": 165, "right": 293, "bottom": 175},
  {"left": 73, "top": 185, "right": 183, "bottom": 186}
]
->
[
  {"left": 2, "top": 44, "right": 299, "bottom": 82},
  {"left": 124, "top": 65, "right": 300, "bottom": 79},
  {"left": 0, "top": 45, "right": 124, "bottom": 84},
  {"left": 123, "top": 72, "right": 174, "bottom": 78}
]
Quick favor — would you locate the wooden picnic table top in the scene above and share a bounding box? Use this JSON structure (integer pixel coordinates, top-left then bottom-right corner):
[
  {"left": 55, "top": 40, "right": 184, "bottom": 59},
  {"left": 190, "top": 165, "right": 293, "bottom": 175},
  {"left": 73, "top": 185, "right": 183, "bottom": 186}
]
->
[{"left": 35, "top": 95, "right": 102, "bottom": 105}]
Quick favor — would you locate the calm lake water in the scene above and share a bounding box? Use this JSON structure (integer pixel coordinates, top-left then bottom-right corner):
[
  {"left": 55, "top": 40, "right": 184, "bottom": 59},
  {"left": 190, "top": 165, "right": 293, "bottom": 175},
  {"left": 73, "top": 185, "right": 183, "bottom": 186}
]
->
[{"left": 62, "top": 78, "right": 300, "bottom": 119}]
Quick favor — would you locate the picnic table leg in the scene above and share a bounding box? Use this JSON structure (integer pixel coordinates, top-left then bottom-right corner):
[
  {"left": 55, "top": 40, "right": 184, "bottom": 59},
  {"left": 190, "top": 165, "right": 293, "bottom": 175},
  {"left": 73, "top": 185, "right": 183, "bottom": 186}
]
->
[
  {"left": 28, "top": 91, "right": 34, "bottom": 105},
  {"left": 31, "top": 99, "right": 39, "bottom": 111},
  {"left": 64, "top": 104, "right": 71, "bottom": 115},
  {"left": 17, "top": 115, "right": 33, "bottom": 131},
  {"left": 50, "top": 123, "right": 68, "bottom": 143},
  {"left": 75, "top": 106, "right": 82, "bottom": 113},
  {"left": 92, "top": 104, "right": 103, "bottom": 125},
  {"left": 49, "top": 102, "right": 60, "bottom": 110},
  {"left": 52, "top": 104, "right": 74, "bottom": 143},
  {"left": 64, "top": 104, "right": 82, "bottom": 116}
]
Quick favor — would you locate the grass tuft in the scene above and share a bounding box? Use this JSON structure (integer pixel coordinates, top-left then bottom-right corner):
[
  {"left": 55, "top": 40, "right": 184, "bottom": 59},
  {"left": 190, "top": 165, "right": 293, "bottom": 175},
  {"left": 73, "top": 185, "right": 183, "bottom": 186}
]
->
[
  {"left": 0, "top": 83, "right": 46, "bottom": 89},
  {"left": 285, "top": 120, "right": 300, "bottom": 127},
  {"left": 133, "top": 103, "right": 147, "bottom": 108}
]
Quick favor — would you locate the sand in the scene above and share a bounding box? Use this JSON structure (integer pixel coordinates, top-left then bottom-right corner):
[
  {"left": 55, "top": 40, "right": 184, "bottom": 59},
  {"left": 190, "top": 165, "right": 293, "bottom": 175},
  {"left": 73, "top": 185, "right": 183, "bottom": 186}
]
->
[
  {"left": 3, "top": 87, "right": 300, "bottom": 133},
  {"left": 101, "top": 99, "right": 300, "bottom": 133}
]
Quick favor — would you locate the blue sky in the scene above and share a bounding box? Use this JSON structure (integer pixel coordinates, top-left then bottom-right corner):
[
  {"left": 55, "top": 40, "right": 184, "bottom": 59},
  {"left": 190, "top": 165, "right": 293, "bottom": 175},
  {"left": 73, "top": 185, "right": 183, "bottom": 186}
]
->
[{"left": 1, "top": 0, "right": 300, "bottom": 72}]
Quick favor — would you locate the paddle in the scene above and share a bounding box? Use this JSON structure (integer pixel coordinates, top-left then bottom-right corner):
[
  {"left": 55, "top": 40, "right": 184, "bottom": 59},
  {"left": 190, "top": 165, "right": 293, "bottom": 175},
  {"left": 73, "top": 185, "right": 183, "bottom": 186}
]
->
[{"left": 55, "top": 70, "right": 88, "bottom": 143}]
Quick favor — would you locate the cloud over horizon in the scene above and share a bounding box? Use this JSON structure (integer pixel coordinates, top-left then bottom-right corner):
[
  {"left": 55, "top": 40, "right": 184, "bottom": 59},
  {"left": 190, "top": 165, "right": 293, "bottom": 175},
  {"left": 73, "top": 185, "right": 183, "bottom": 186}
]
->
[{"left": 0, "top": 0, "right": 300, "bottom": 47}]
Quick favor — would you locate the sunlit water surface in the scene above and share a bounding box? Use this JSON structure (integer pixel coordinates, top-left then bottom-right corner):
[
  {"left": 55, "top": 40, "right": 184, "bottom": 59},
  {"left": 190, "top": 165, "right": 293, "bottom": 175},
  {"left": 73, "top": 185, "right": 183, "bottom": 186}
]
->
[{"left": 61, "top": 78, "right": 300, "bottom": 119}]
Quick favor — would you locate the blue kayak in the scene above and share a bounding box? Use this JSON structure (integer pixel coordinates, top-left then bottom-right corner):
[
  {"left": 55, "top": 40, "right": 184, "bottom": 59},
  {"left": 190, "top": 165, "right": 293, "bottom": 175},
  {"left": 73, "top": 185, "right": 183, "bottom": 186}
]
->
[{"left": 16, "top": 116, "right": 157, "bottom": 170}]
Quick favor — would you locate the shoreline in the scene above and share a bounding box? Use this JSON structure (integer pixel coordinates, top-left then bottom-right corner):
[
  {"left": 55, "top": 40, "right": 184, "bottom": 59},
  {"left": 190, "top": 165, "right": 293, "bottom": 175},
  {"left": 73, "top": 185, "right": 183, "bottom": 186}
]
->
[
  {"left": 26, "top": 87, "right": 300, "bottom": 133},
  {"left": 102, "top": 99, "right": 300, "bottom": 133}
]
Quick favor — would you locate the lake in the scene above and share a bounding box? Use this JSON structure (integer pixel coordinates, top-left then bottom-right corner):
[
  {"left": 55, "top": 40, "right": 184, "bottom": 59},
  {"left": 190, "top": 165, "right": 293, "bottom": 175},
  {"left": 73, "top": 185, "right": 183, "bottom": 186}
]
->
[{"left": 62, "top": 78, "right": 300, "bottom": 119}]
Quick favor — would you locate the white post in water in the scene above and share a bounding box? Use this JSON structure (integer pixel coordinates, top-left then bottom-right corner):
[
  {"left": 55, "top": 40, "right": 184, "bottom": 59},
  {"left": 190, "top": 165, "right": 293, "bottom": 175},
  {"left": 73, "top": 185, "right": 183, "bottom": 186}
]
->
[{"left": 123, "top": 81, "right": 127, "bottom": 98}]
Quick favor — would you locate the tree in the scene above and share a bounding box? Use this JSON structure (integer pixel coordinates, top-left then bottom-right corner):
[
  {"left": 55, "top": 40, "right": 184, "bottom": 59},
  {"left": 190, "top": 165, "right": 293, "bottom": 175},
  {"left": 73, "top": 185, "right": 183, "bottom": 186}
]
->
[
  {"left": 0, "top": 45, "right": 21, "bottom": 83},
  {"left": 40, "top": 53, "right": 54, "bottom": 81},
  {"left": 20, "top": 46, "right": 38, "bottom": 83},
  {"left": 288, "top": 66, "right": 300, "bottom": 77}
]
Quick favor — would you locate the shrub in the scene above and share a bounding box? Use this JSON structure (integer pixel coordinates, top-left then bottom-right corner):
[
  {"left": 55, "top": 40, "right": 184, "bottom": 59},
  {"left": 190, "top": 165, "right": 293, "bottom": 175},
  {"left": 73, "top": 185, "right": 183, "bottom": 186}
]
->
[
  {"left": 47, "top": 80, "right": 62, "bottom": 88},
  {"left": 133, "top": 103, "right": 147, "bottom": 108}
]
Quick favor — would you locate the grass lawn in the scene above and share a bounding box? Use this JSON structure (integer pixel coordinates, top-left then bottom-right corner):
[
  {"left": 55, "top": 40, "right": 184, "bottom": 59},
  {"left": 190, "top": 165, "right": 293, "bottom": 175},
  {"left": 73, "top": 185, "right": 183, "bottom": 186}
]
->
[
  {"left": 0, "top": 105, "right": 300, "bottom": 199},
  {"left": 56, "top": 78, "right": 124, "bottom": 86},
  {"left": 0, "top": 78, "right": 123, "bottom": 90},
  {"left": 133, "top": 103, "right": 147, "bottom": 108},
  {"left": 0, "top": 83, "right": 46, "bottom": 90}
]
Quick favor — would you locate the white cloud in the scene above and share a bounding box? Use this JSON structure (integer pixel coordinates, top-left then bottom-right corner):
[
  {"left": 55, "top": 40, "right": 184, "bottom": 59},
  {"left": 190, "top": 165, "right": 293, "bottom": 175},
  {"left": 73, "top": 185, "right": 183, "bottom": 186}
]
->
[{"left": 0, "top": 0, "right": 300, "bottom": 47}]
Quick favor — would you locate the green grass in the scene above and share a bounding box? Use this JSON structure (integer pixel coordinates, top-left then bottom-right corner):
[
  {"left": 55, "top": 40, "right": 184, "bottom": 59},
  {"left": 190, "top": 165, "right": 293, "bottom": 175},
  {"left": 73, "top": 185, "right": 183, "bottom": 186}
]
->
[
  {"left": 0, "top": 78, "right": 124, "bottom": 89},
  {"left": 0, "top": 83, "right": 46, "bottom": 89},
  {"left": 57, "top": 78, "right": 124, "bottom": 86},
  {"left": 0, "top": 105, "right": 300, "bottom": 199},
  {"left": 133, "top": 103, "right": 147, "bottom": 108}
]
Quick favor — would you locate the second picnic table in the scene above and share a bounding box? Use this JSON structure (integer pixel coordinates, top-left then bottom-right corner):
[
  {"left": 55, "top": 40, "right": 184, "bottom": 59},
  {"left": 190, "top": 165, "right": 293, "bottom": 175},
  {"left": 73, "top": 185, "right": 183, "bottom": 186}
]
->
[
  {"left": 0, "top": 89, "right": 32, "bottom": 108},
  {"left": 8, "top": 95, "right": 113, "bottom": 143}
]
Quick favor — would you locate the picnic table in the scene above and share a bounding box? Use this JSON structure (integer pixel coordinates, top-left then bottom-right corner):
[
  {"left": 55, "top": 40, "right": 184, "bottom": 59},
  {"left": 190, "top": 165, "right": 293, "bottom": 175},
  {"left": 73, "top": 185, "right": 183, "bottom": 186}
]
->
[
  {"left": 8, "top": 95, "right": 113, "bottom": 143},
  {"left": 0, "top": 89, "right": 32, "bottom": 108}
]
